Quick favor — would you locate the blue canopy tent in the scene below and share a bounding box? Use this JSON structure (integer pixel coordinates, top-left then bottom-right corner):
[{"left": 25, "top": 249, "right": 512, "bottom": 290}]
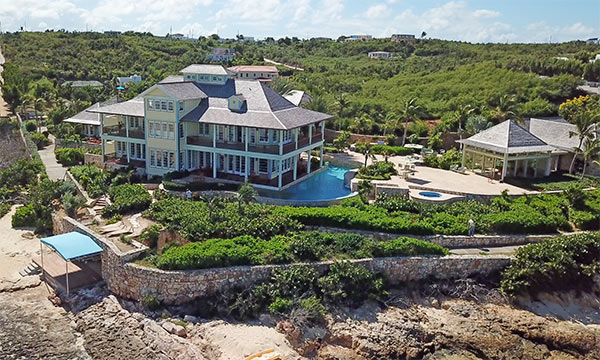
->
[{"left": 40, "top": 232, "right": 103, "bottom": 296}]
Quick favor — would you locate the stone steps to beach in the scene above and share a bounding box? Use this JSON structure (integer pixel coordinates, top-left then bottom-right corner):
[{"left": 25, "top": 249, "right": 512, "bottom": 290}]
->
[{"left": 19, "top": 261, "right": 41, "bottom": 277}]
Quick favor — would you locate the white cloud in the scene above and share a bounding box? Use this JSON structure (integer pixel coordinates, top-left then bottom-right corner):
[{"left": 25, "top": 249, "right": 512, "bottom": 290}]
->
[
  {"left": 526, "top": 21, "right": 597, "bottom": 42},
  {"left": 366, "top": 4, "right": 389, "bottom": 19},
  {"left": 0, "top": 0, "right": 84, "bottom": 30},
  {"left": 214, "top": 0, "right": 282, "bottom": 24},
  {"left": 393, "top": 1, "right": 516, "bottom": 43},
  {"left": 38, "top": 22, "right": 48, "bottom": 29}
]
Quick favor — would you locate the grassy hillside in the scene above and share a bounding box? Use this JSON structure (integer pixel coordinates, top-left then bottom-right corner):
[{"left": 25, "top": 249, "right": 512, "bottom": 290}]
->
[{"left": 1, "top": 31, "right": 598, "bottom": 135}]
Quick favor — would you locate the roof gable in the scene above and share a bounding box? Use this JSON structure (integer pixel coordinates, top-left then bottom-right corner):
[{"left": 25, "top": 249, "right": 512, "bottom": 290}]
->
[{"left": 459, "top": 120, "right": 555, "bottom": 154}]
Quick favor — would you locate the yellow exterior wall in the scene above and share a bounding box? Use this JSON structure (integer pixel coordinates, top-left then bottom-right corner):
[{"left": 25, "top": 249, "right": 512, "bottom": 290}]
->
[{"left": 144, "top": 87, "right": 178, "bottom": 177}]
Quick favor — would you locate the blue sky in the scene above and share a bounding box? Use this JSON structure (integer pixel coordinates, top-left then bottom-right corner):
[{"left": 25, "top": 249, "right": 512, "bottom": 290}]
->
[{"left": 1, "top": 0, "right": 598, "bottom": 43}]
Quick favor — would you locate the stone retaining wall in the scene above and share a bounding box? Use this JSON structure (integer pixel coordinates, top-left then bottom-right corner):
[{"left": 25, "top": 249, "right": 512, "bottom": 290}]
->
[
  {"left": 52, "top": 216, "right": 512, "bottom": 305},
  {"left": 306, "top": 226, "right": 557, "bottom": 248}
]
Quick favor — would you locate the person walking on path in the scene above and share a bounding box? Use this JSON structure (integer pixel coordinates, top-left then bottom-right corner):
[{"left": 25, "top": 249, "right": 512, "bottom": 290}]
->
[
  {"left": 186, "top": 189, "right": 192, "bottom": 200},
  {"left": 468, "top": 218, "right": 475, "bottom": 236}
]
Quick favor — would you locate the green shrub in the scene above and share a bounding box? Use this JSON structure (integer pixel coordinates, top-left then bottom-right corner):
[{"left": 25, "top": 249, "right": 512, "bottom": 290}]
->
[
  {"left": 370, "top": 145, "right": 414, "bottom": 156},
  {"left": 142, "top": 295, "right": 161, "bottom": 310},
  {"left": 30, "top": 132, "right": 49, "bottom": 149},
  {"left": 424, "top": 148, "right": 461, "bottom": 170},
  {"left": 0, "top": 202, "right": 10, "bottom": 218},
  {"left": 61, "top": 192, "right": 85, "bottom": 217},
  {"left": 12, "top": 204, "right": 36, "bottom": 228},
  {"left": 103, "top": 184, "right": 152, "bottom": 217},
  {"left": 318, "top": 262, "right": 384, "bottom": 304},
  {"left": 24, "top": 120, "right": 37, "bottom": 132},
  {"left": 372, "top": 237, "right": 449, "bottom": 257},
  {"left": 55, "top": 147, "right": 84, "bottom": 166},
  {"left": 500, "top": 233, "right": 600, "bottom": 295},
  {"left": 139, "top": 224, "right": 162, "bottom": 248},
  {"left": 106, "top": 214, "right": 122, "bottom": 225},
  {"left": 268, "top": 297, "right": 293, "bottom": 314},
  {"left": 356, "top": 161, "right": 398, "bottom": 180},
  {"left": 70, "top": 165, "right": 110, "bottom": 198}
]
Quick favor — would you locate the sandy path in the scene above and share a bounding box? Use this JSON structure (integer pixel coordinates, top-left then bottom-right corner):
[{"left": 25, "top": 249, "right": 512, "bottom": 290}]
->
[{"left": 0, "top": 205, "right": 40, "bottom": 283}]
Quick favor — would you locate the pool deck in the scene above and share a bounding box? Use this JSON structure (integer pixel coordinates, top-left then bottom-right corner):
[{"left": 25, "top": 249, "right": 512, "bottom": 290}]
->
[{"left": 336, "top": 151, "right": 533, "bottom": 196}]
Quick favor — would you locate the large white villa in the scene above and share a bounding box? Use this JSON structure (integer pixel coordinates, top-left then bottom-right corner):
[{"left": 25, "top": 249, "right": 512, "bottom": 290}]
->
[{"left": 84, "top": 64, "right": 330, "bottom": 191}]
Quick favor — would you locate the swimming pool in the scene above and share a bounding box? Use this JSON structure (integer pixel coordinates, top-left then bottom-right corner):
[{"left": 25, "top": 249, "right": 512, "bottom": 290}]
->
[
  {"left": 418, "top": 191, "right": 442, "bottom": 198},
  {"left": 260, "top": 164, "right": 354, "bottom": 201}
]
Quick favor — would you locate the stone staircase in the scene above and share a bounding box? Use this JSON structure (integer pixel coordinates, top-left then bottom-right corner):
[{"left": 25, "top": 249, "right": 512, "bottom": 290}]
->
[
  {"left": 92, "top": 196, "right": 110, "bottom": 216},
  {"left": 19, "top": 261, "right": 41, "bottom": 277}
]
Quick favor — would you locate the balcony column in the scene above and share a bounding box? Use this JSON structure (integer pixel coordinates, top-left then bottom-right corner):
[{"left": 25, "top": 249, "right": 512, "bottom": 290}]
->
[
  {"left": 125, "top": 116, "right": 129, "bottom": 138},
  {"left": 126, "top": 141, "right": 130, "bottom": 163},
  {"left": 307, "top": 150, "right": 312, "bottom": 174},
  {"left": 245, "top": 156, "right": 249, "bottom": 182},
  {"left": 212, "top": 124, "right": 217, "bottom": 178},
  {"left": 320, "top": 143, "right": 324, "bottom": 167},
  {"left": 278, "top": 159, "right": 283, "bottom": 189},
  {"left": 294, "top": 128, "right": 299, "bottom": 150},
  {"left": 293, "top": 155, "right": 297, "bottom": 181},
  {"left": 279, "top": 130, "right": 284, "bottom": 155},
  {"left": 244, "top": 127, "right": 249, "bottom": 152},
  {"left": 308, "top": 124, "right": 313, "bottom": 145},
  {"left": 320, "top": 121, "right": 325, "bottom": 141}
]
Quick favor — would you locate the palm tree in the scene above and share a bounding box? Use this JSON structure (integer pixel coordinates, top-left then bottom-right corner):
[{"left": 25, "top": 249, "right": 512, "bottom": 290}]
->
[
  {"left": 333, "top": 93, "right": 349, "bottom": 131},
  {"left": 581, "top": 137, "right": 600, "bottom": 179},
  {"left": 355, "top": 142, "right": 375, "bottom": 167},
  {"left": 399, "top": 98, "right": 422, "bottom": 146},
  {"left": 269, "top": 78, "right": 294, "bottom": 96},
  {"left": 34, "top": 97, "right": 45, "bottom": 132},
  {"left": 237, "top": 182, "right": 258, "bottom": 215},
  {"left": 453, "top": 104, "right": 475, "bottom": 149},
  {"left": 349, "top": 114, "right": 374, "bottom": 134},
  {"left": 490, "top": 95, "right": 518, "bottom": 123},
  {"left": 382, "top": 112, "right": 399, "bottom": 136},
  {"left": 304, "top": 95, "right": 329, "bottom": 113},
  {"left": 357, "top": 180, "right": 374, "bottom": 203},
  {"left": 464, "top": 115, "right": 493, "bottom": 137},
  {"left": 568, "top": 110, "right": 599, "bottom": 174},
  {"left": 200, "top": 195, "right": 221, "bottom": 220}
]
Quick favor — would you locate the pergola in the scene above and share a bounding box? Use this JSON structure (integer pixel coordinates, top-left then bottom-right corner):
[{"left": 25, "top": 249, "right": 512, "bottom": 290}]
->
[
  {"left": 457, "top": 120, "right": 556, "bottom": 182},
  {"left": 40, "top": 232, "right": 103, "bottom": 296}
]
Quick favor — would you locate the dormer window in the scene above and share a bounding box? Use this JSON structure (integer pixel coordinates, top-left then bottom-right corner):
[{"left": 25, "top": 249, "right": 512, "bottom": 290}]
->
[{"left": 228, "top": 94, "right": 246, "bottom": 113}]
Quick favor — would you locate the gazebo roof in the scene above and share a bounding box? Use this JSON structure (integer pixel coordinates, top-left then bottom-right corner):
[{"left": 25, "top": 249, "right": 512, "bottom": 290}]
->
[
  {"left": 41, "top": 232, "right": 103, "bottom": 261},
  {"left": 457, "top": 120, "right": 556, "bottom": 155}
]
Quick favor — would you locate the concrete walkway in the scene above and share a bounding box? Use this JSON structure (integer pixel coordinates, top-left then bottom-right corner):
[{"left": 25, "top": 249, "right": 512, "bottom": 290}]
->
[
  {"left": 38, "top": 134, "right": 67, "bottom": 181},
  {"left": 450, "top": 245, "right": 523, "bottom": 256}
]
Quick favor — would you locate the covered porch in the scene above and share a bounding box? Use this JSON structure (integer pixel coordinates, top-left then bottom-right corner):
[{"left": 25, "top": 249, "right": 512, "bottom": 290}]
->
[{"left": 457, "top": 120, "right": 556, "bottom": 182}]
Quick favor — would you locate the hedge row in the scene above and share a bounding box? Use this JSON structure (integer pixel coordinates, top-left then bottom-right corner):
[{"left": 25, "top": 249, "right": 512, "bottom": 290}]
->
[
  {"left": 55, "top": 148, "right": 84, "bottom": 166},
  {"left": 356, "top": 161, "right": 398, "bottom": 180},
  {"left": 155, "top": 231, "right": 448, "bottom": 270},
  {"left": 162, "top": 180, "right": 240, "bottom": 192},
  {"left": 370, "top": 145, "right": 414, "bottom": 156}
]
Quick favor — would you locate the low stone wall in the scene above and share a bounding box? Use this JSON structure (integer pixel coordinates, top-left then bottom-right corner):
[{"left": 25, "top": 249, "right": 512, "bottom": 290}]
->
[
  {"left": 52, "top": 215, "right": 511, "bottom": 305},
  {"left": 84, "top": 153, "right": 103, "bottom": 168},
  {"left": 256, "top": 192, "right": 359, "bottom": 207},
  {"left": 306, "top": 225, "right": 557, "bottom": 249},
  {"left": 324, "top": 128, "right": 386, "bottom": 144}
]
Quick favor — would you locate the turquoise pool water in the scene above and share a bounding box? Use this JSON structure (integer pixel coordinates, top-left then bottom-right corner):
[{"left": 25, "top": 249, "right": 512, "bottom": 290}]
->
[{"left": 261, "top": 164, "right": 354, "bottom": 201}]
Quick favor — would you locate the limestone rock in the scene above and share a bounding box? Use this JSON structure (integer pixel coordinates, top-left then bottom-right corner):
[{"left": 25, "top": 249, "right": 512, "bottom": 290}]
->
[{"left": 162, "top": 322, "right": 186, "bottom": 337}]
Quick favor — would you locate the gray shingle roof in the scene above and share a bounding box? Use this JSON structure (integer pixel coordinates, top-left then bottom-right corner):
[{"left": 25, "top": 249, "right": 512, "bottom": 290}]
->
[
  {"left": 158, "top": 82, "right": 207, "bottom": 101},
  {"left": 88, "top": 97, "right": 145, "bottom": 117},
  {"left": 62, "top": 80, "right": 103, "bottom": 88},
  {"left": 458, "top": 120, "right": 555, "bottom": 154},
  {"left": 180, "top": 64, "right": 228, "bottom": 75},
  {"left": 181, "top": 79, "right": 331, "bottom": 129},
  {"left": 527, "top": 117, "right": 579, "bottom": 152},
  {"left": 159, "top": 75, "right": 184, "bottom": 83},
  {"left": 63, "top": 103, "right": 101, "bottom": 126}
]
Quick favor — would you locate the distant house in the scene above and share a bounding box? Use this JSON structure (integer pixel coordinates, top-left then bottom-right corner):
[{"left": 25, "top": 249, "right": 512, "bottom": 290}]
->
[
  {"left": 170, "top": 33, "right": 186, "bottom": 40},
  {"left": 206, "top": 48, "right": 235, "bottom": 62},
  {"left": 312, "top": 37, "right": 332, "bottom": 42},
  {"left": 368, "top": 51, "right": 392, "bottom": 60},
  {"left": 62, "top": 80, "right": 103, "bottom": 88},
  {"left": 284, "top": 90, "right": 313, "bottom": 106},
  {"left": 345, "top": 35, "right": 372, "bottom": 42},
  {"left": 586, "top": 38, "right": 600, "bottom": 45},
  {"left": 589, "top": 54, "right": 600, "bottom": 63},
  {"left": 117, "top": 74, "right": 142, "bottom": 87},
  {"left": 391, "top": 34, "right": 415, "bottom": 42},
  {"left": 227, "top": 65, "right": 278, "bottom": 81}
]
